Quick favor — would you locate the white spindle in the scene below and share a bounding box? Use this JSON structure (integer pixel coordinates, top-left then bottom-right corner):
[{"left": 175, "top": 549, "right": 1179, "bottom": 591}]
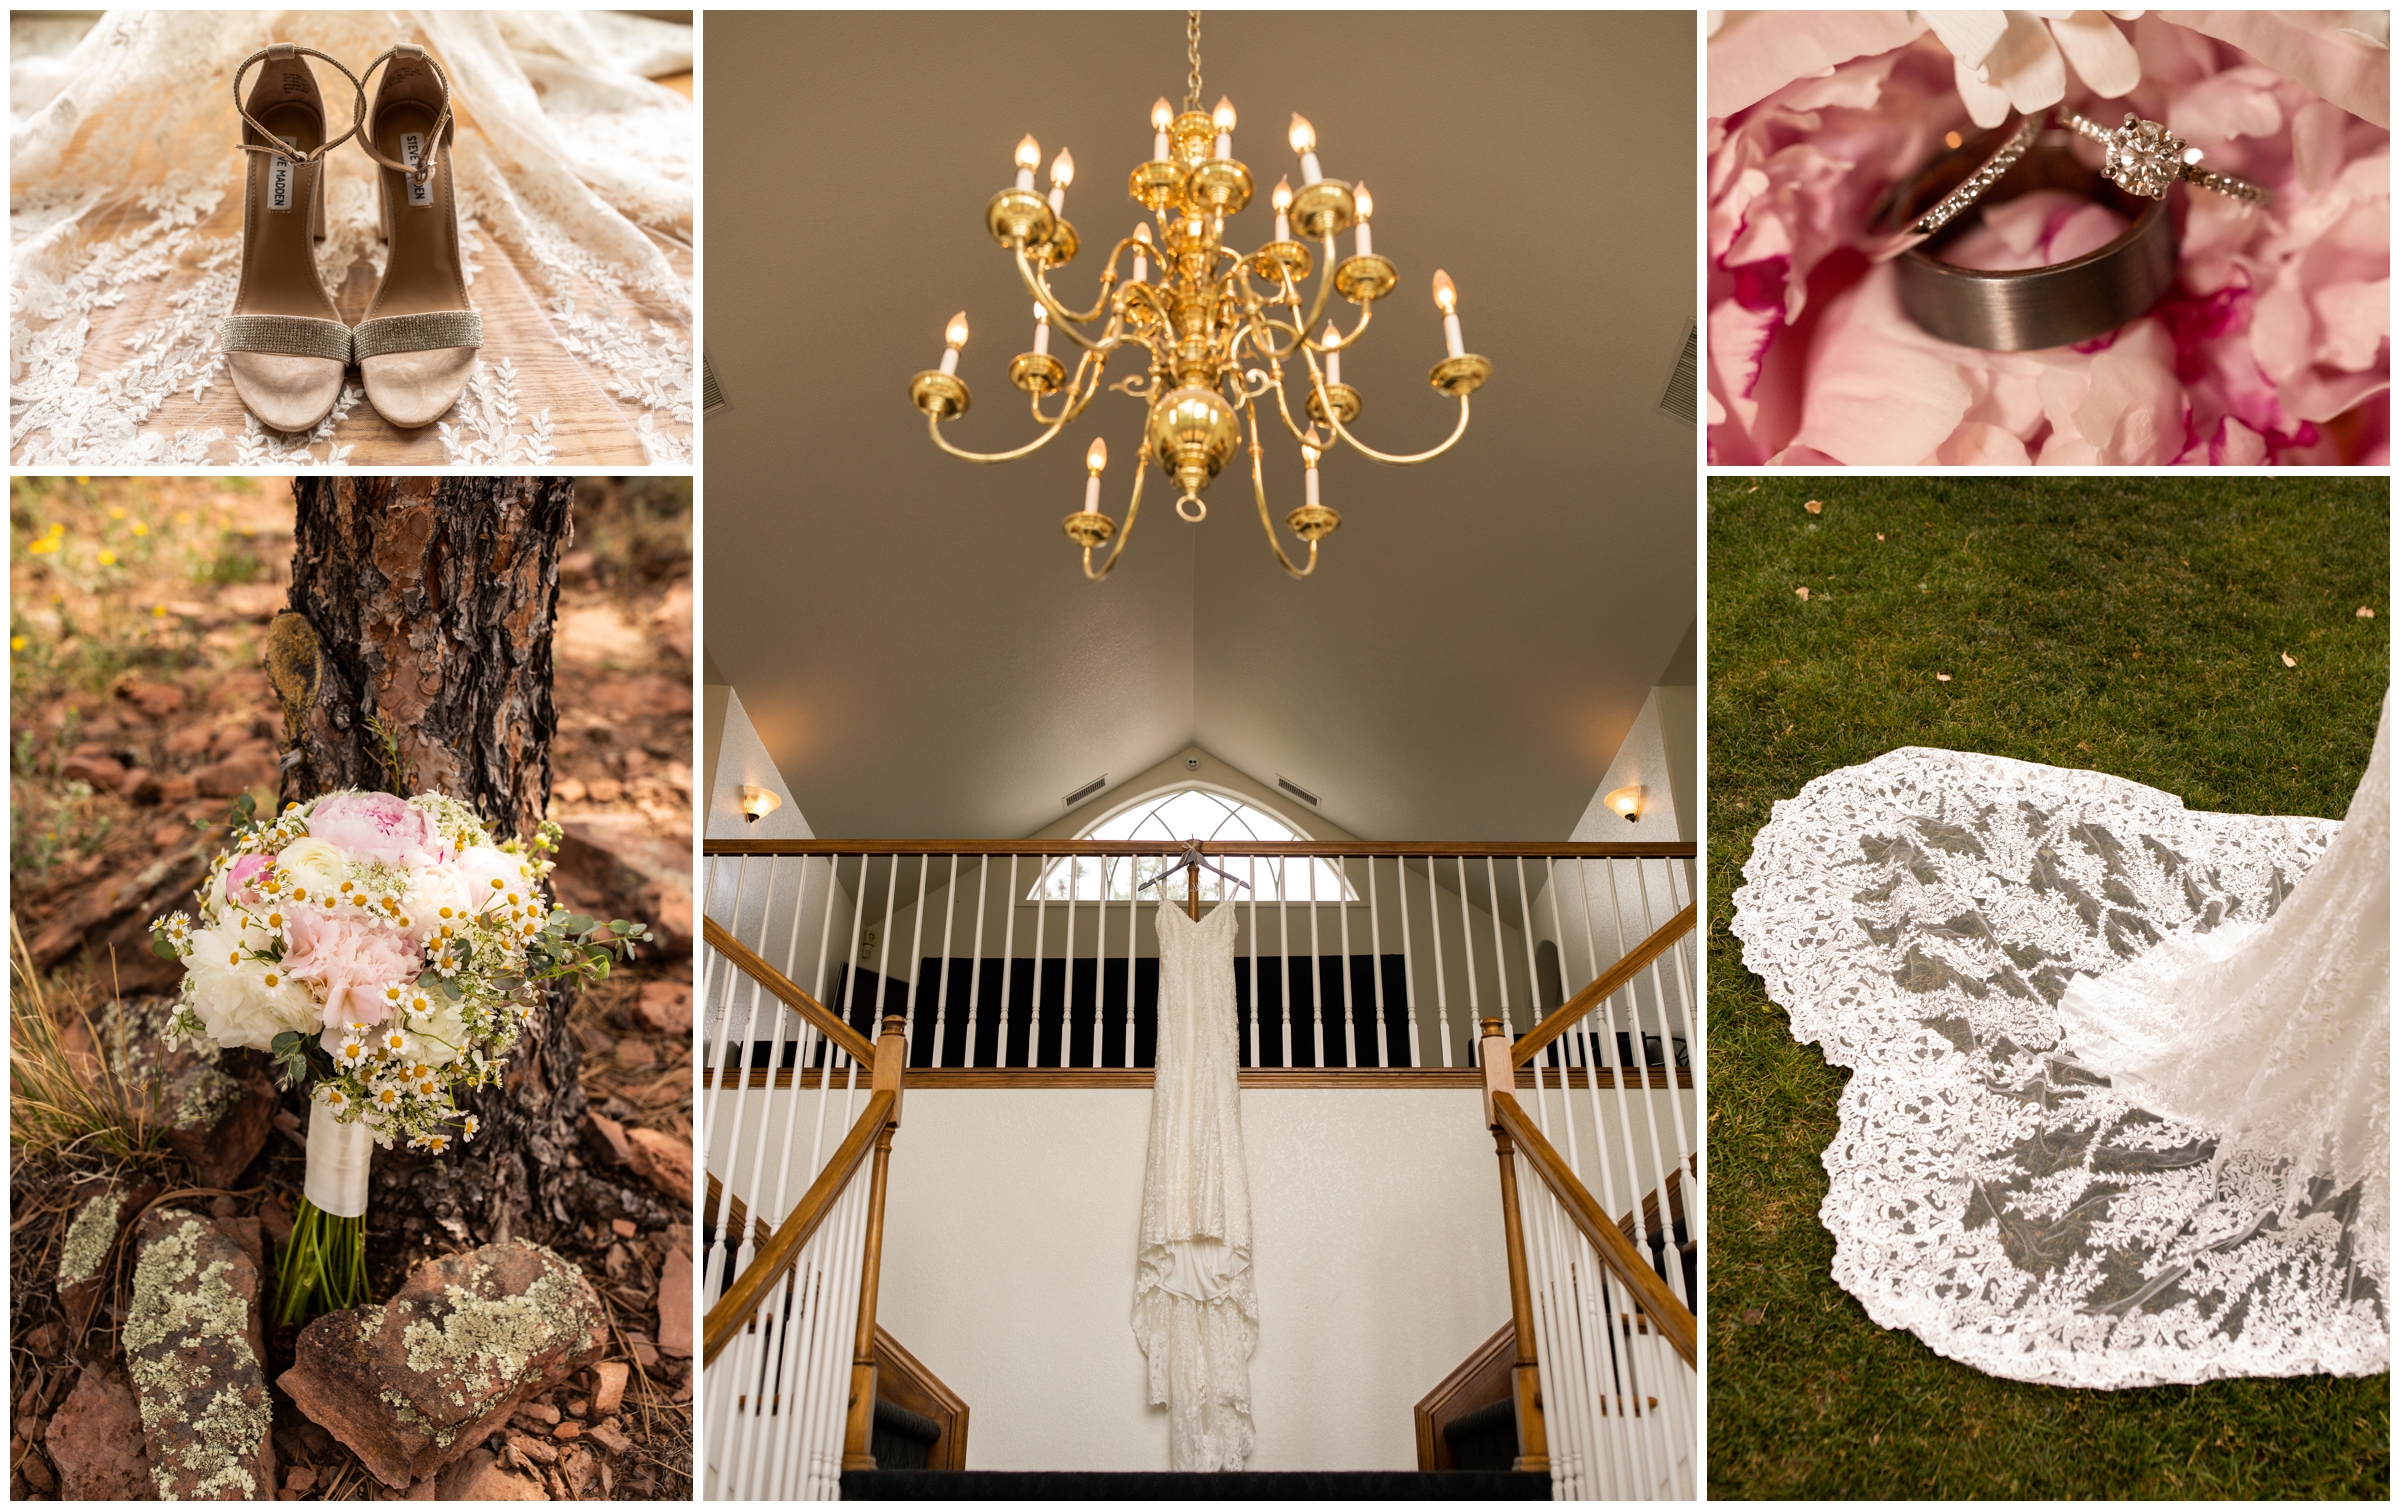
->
[
  {"left": 1366, "top": 857, "right": 1389, "bottom": 1066},
  {"left": 934, "top": 854, "right": 959, "bottom": 1066},
  {"left": 998, "top": 856, "right": 1020, "bottom": 1067}
]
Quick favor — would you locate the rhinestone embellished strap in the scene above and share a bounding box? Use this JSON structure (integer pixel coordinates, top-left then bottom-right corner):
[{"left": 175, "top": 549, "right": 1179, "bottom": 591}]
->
[
  {"left": 353, "top": 311, "right": 483, "bottom": 360},
  {"left": 219, "top": 314, "right": 354, "bottom": 365}
]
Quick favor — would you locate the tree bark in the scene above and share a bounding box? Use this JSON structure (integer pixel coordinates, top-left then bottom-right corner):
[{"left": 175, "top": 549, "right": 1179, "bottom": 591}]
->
[{"left": 280, "top": 478, "right": 666, "bottom": 1258}]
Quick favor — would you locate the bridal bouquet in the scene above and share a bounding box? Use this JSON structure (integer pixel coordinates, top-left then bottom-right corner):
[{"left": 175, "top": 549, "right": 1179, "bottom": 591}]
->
[{"left": 151, "top": 789, "right": 650, "bottom": 1323}]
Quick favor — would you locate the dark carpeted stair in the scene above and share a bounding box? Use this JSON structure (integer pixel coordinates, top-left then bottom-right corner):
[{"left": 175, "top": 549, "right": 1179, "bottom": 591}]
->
[
  {"left": 843, "top": 1469, "right": 1551, "bottom": 1499},
  {"left": 1440, "top": 1396, "right": 1520, "bottom": 1472},
  {"left": 870, "top": 1398, "right": 943, "bottom": 1472}
]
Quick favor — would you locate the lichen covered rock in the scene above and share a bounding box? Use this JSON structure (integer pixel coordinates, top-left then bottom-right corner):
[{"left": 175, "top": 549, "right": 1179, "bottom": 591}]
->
[
  {"left": 123, "top": 1210, "right": 276, "bottom": 1500},
  {"left": 279, "top": 1241, "right": 608, "bottom": 1490},
  {"left": 56, "top": 1179, "right": 152, "bottom": 1338}
]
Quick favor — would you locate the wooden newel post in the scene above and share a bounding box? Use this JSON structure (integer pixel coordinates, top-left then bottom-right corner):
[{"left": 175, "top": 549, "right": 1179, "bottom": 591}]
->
[
  {"left": 1482, "top": 1016, "right": 1549, "bottom": 1474},
  {"left": 842, "top": 1014, "right": 909, "bottom": 1471}
]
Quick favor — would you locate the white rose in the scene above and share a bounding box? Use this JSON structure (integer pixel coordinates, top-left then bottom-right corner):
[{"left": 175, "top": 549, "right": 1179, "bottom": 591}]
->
[
  {"left": 184, "top": 922, "right": 320, "bottom": 1049},
  {"left": 401, "top": 863, "right": 474, "bottom": 942},
  {"left": 274, "top": 836, "right": 351, "bottom": 904},
  {"left": 409, "top": 999, "right": 474, "bottom": 1067}
]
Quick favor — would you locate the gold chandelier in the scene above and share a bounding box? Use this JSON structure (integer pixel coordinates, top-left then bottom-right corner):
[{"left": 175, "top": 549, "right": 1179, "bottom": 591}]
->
[{"left": 907, "top": 11, "right": 1491, "bottom": 581}]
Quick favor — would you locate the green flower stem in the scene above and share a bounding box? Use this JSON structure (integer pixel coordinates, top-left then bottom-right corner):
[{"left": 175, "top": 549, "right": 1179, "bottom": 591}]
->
[{"left": 274, "top": 1197, "right": 369, "bottom": 1326}]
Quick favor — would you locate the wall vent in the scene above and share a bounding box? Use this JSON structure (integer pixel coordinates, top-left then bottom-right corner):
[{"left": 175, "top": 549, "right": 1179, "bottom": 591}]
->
[
  {"left": 702, "top": 353, "right": 730, "bottom": 416},
  {"left": 1657, "top": 319, "right": 1697, "bottom": 425},
  {"left": 1276, "top": 774, "right": 1320, "bottom": 807},
  {"left": 1063, "top": 774, "right": 1107, "bottom": 808}
]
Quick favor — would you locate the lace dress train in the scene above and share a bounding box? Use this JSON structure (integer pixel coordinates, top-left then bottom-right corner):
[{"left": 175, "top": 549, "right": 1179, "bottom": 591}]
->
[{"left": 1732, "top": 701, "right": 2389, "bottom": 1388}]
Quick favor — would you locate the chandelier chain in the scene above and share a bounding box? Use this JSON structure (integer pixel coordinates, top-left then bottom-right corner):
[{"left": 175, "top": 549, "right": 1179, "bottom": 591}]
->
[{"left": 1184, "top": 10, "right": 1202, "bottom": 115}]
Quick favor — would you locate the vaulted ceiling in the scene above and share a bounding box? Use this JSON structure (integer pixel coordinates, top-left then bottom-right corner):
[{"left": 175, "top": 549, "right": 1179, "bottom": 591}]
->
[{"left": 704, "top": 10, "right": 1696, "bottom": 841}]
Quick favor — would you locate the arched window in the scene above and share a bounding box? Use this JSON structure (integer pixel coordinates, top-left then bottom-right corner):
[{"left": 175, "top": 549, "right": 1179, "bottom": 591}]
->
[{"left": 1030, "top": 786, "right": 1358, "bottom": 902}]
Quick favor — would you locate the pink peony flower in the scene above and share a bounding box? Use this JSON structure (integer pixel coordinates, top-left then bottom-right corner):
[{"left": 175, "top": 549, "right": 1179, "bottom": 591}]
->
[
  {"left": 308, "top": 790, "right": 451, "bottom": 867},
  {"left": 225, "top": 852, "right": 273, "bottom": 906},
  {"left": 279, "top": 910, "right": 420, "bottom": 1028},
  {"left": 1708, "top": 16, "right": 2390, "bottom": 467}
]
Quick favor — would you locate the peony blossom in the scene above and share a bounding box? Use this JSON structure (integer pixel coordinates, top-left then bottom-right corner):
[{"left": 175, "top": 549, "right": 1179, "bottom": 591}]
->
[
  {"left": 213, "top": 851, "right": 274, "bottom": 911},
  {"left": 279, "top": 910, "right": 421, "bottom": 1028},
  {"left": 183, "top": 921, "right": 320, "bottom": 1048},
  {"left": 308, "top": 790, "right": 451, "bottom": 867}
]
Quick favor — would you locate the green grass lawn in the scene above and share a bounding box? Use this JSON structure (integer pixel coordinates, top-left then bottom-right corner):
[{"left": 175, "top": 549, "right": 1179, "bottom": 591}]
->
[{"left": 1705, "top": 476, "right": 2391, "bottom": 1499}]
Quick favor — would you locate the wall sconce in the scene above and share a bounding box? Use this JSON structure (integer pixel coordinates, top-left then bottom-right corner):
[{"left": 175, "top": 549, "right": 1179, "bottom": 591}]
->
[
  {"left": 738, "top": 785, "right": 782, "bottom": 825},
  {"left": 1605, "top": 784, "right": 1644, "bottom": 822}
]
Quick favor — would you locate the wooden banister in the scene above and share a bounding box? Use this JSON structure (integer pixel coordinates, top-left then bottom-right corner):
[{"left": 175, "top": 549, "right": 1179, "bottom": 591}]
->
[
  {"left": 702, "top": 915, "right": 880, "bottom": 1069},
  {"left": 700, "top": 1087, "right": 894, "bottom": 1367},
  {"left": 1490, "top": 1089, "right": 1697, "bottom": 1368},
  {"left": 1510, "top": 902, "right": 1699, "bottom": 1070},
  {"left": 843, "top": 1015, "right": 909, "bottom": 1469},
  {"left": 705, "top": 839, "right": 1697, "bottom": 859}
]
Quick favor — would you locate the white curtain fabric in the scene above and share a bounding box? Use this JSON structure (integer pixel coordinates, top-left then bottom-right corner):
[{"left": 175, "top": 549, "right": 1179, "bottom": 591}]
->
[
  {"left": 1132, "top": 901, "right": 1257, "bottom": 1471},
  {"left": 11, "top": 9, "right": 691, "bottom": 466},
  {"left": 1733, "top": 707, "right": 2389, "bottom": 1388}
]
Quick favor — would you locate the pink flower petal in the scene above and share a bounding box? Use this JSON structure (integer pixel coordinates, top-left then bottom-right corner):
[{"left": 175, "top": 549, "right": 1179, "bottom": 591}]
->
[
  {"left": 2049, "top": 13, "right": 2144, "bottom": 99},
  {"left": 2157, "top": 9, "right": 2391, "bottom": 128},
  {"left": 1707, "top": 9, "right": 1931, "bottom": 119}
]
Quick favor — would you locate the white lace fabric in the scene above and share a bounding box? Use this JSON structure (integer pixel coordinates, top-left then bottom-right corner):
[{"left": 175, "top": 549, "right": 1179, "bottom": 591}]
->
[
  {"left": 10, "top": 10, "right": 692, "bottom": 466},
  {"left": 1133, "top": 902, "right": 1257, "bottom": 1471},
  {"left": 1732, "top": 719, "right": 2389, "bottom": 1389}
]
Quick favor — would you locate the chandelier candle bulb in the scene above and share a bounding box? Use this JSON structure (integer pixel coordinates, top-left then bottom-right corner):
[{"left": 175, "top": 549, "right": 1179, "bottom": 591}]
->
[
  {"left": 1290, "top": 113, "right": 1322, "bottom": 184},
  {"left": 1272, "top": 176, "right": 1293, "bottom": 242},
  {"left": 1132, "top": 223, "right": 1151, "bottom": 281},
  {"left": 1085, "top": 437, "right": 1108, "bottom": 510},
  {"left": 940, "top": 310, "right": 968, "bottom": 375},
  {"left": 1152, "top": 98, "right": 1174, "bottom": 159},
  {"left": 1303, "top": 444, "right": 1322, "bottom": 509},
  {"left": 1213, "top": 97, "right": 1237, "bottom": 161},
  {"left": 1033, "top": 302, "right": 1050, "bottom": 357},
  {"left": 1014, "top": 133, "right": 1040, "bottom": 191},
  {"left": 1353, "top": 183, "right": 1373, "bottom": 257},
  {"left": 1048, "top": 149, "right": 1074, "bottom": 213},
  {"left": 1323, "top": 323, "right": 1342, "bottom": 387},
  {"left": 1432, "top": 270, "right": 1463, "bottom": 358}
]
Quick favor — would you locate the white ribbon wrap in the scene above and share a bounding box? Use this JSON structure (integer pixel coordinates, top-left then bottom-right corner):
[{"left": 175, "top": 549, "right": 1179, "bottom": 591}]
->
[{"left": 304, "top": 1100, "right": 375, "bottom": 1218}]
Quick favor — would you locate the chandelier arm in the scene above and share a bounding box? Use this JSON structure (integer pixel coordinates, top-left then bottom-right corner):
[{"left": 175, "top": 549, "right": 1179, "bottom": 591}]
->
[
  {"left": 1298, "top": 238, "right": 1341, "bottom": 337},
  {"left": 924, "top": 407, "right": 1074, "bottom": 465},
  {"left": 1082, "top": 447, "right": 1149, "bottom": 582},
  {"left": 1304, "top": 300, "right": 1374, "bottom": 352},
  {"left": 1013, "top": 243, "right": 1122, "bottom": 339},
  {"left": 1244, "top": 398, "right": 1318, "bottom": 580},
  {"left": 1330, "top": 388, "right": 1475, "bottom": 465},
  {"left": 1025, "top": 347, "right": 1102, "bottom": 425},
  {"left": 1263, "top": 360, "right": 1318, "bottom": 446}
]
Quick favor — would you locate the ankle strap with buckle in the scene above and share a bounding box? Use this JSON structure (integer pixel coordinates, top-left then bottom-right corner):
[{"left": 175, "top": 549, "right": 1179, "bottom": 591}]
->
[
  {"left": 231, "top": 44, "right": 365, "bottom": 163},
  {"left": 357, "top": 44, "right": 456, "bottom": 191}
]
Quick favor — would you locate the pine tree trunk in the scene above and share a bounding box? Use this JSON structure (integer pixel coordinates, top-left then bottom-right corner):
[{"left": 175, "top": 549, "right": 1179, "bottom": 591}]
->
[{"left": 279, "top": 478, "right": 666, "bottom": 1261}]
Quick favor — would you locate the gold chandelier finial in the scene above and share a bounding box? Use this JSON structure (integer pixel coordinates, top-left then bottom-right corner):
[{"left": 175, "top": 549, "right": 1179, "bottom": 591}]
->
[{"left": 907, "top": 9, "right": 1490, "bottom": 583}]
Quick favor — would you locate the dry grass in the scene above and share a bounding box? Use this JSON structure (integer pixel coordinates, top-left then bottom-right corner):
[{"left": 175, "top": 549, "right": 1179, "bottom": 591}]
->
[{"left": 7, "top": 918, "right": 166, "bottom": 1171}]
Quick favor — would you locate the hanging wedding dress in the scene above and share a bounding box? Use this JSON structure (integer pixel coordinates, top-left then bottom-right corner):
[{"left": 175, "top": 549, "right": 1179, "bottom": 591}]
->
[
  {"left": 11, "top": 10, "right": 691, "bottom": 466},
  {"left": 1732, "top": 696, "right": 2389, "bottom": 1389},
  {"left": 1133, "top": 901, "right": 1258, "bottom": 1470}
]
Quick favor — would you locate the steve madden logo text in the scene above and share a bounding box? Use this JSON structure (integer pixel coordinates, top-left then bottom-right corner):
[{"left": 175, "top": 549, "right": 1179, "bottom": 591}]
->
[
  {"left": 268, "top": 153, "right": 294, "bottom": 211},
  {"left": 401, "top": 133, "right": 433, "bottom": 206}
]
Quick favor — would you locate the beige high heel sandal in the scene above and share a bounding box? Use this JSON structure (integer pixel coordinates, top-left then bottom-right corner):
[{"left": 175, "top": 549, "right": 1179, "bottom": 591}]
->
[
  {"left": 220, "top": 44, "right": 363, "bottom": 433},
  {"left": 353, "top": 44, "right": 483, "bottom": 429}
]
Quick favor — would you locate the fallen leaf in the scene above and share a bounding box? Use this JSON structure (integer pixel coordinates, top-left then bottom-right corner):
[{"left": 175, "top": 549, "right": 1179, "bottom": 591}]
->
[
  {"left": 1876, "top": 533, "right": 1885, "bottom": 541},
  {"left": 1795, "top": 586, "right": 1810, "bottom": 601},
  {"left": 1742, "top": 1308, "right": 1765, "bottom": 1325},
  {"left": 1936, "top": 673, "right": 1952, "bottom": 682},
  {"left": 2282, "top": 652, "right": 2297, "bottom": 668},
  {"left": 1804, "top": 499, "right": 1823, "bottom": 514},
  {"left": 2359, "top": 607, "right": 2376, "bottom": 619}
]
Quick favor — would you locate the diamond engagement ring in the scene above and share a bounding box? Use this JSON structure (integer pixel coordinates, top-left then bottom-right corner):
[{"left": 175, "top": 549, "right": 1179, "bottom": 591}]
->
[{"left": 2059, "top": 110, "right": 2271, "bottom": 205}]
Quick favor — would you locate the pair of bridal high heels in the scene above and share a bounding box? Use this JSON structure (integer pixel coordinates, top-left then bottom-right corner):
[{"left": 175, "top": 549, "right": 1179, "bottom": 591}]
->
[{"left": 221, "top": 43, "right": 481, "bottom": 433}]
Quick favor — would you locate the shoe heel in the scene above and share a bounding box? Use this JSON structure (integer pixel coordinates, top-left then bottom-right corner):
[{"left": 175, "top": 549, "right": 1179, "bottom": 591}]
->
[
  {"left": 312, "top": 158, "right": 328, "bottom": 242},
  {"left": 375, "top": 170, "right": 391, "bottom": 245}
]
